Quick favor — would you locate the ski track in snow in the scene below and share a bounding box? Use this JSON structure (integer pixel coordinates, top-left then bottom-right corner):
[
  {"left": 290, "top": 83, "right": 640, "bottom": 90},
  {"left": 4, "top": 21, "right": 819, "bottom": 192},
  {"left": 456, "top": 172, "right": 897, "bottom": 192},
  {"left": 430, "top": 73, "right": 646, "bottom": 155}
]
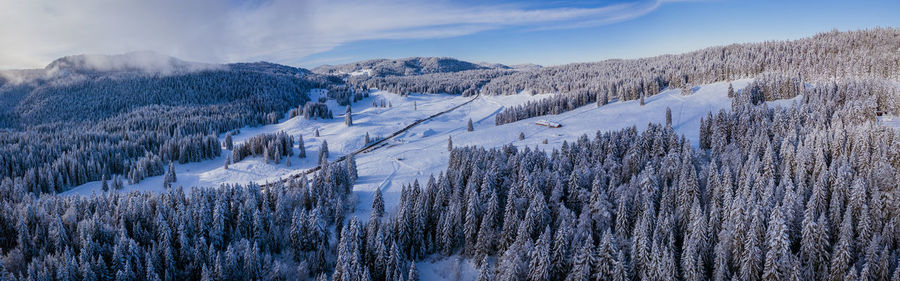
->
[{"left": 66, "top": 79, "right": 792, "bottom": 227}]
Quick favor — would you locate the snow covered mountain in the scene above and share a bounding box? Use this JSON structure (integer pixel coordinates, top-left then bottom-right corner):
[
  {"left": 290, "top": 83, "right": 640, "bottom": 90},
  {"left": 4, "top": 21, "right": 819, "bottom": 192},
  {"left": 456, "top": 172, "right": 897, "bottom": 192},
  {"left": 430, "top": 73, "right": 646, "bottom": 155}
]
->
[
  {"left": 312, "top": 57, "right": 499, "bottom": 77},
  {"left": 44, "top": 51, "right": 218, "bottom": 76},
  {"left": 3, "top": 28, "right": 900, "bottom": 281},
  {"left": 0, "top": 53, "right": 337, "bottom": 196},
  {"left": 0, "top": 53, "right": 329, "bottom": 127}
]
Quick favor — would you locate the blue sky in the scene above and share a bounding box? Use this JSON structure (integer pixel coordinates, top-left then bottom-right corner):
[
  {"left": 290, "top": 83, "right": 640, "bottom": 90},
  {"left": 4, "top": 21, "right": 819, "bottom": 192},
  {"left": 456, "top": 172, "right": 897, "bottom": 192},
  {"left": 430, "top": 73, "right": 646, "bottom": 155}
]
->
[
  {"left": 2, "top": 0, "right": 899, "bottom": 69},
  {"left": 298, "top": 0, "right": 900, "bottom": 67}
]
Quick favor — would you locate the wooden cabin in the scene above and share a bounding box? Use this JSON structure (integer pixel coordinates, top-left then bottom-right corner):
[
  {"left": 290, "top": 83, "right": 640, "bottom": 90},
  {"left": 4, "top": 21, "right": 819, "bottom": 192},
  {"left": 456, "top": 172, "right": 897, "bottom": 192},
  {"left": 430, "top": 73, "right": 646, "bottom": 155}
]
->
[{"left": 536, "top": 120, "right": 562, "bottom": 128}]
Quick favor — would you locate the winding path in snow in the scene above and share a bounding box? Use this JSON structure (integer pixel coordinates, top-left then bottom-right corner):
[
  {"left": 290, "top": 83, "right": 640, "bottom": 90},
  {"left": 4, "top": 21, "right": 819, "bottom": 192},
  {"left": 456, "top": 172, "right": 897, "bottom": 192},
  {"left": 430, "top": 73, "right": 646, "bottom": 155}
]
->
[{"left": 259, "top": 93, "right": 481, "bottom": 188}]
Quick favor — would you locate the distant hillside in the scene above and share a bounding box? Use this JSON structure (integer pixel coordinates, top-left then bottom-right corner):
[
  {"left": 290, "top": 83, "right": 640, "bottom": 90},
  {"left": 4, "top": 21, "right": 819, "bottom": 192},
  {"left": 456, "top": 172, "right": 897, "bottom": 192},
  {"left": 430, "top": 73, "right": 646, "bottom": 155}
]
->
[
  {"left": 0, "top": 53, "right": 331, "bottom": 127},
  {"left": 348, "top": 28, "right": 900, "bottom": 123},
  {"left": 509, "top": 63, "right": 543, "bottom": 70},
  {"left": 312, "top": 57, "right": 494, "bottom": 77},
  {"left": 0, "top": 53, "right": 340, "bottom": 194},
  {"left": 44, "top": 51, "right": 219, "bottom": 76}
]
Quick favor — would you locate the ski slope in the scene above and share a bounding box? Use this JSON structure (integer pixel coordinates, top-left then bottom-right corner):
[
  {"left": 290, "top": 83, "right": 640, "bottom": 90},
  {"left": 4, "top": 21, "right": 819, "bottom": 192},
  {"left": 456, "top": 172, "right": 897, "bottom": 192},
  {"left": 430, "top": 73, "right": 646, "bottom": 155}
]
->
[
  {"left": 61, "top": 89, "right": 545, "bottom": 196},
  {"left": 348, "top": 79, "right": 757, "bottom": 217},
  {"left": 64, "top": 79, "right": 757, "bottom": 221}
]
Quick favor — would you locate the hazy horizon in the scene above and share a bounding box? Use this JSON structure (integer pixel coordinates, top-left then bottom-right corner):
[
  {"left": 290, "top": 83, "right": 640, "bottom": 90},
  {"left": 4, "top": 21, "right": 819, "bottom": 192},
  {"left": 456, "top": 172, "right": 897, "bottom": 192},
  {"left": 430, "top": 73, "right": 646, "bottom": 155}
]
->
[{"left": 3, "top": 0, "right": 900, "bottom": 70}]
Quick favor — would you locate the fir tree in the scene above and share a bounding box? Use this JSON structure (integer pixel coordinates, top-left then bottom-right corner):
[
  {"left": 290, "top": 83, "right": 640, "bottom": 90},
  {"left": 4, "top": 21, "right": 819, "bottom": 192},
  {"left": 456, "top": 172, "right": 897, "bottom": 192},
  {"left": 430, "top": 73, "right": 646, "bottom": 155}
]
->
[
  {"left": 550, "top": 218, "right": 573, "bottom": 280},
  {"left": 595, "top": 230, "right": 617, "bottom": 280},
  {"left": 224, "top": 132, "right": 233, "bottom": 150},
  {"left": 682, "top": 201, "right": 707, "bottom": 281},
  {"left": 115, "top": 175, "right": 123, "bottom": 190},
  {"left": 477, "top": 256, "right": 495, "bottom": 281},
  {"left": 740, "top": 208, "right": 764, "bottom": 281},
  {"left": 496, "top": 242, "right": 526, "bottom": 281},
  {"left": 828, "top": 208, "right": 854, "bottom": 281},
  {"left": 345, "top": 105, "right": 353, "bottom": 126},
  {"left": 763, "top": 205, "right": 792, "bottom": 281},
  {"left": 346, "top": 153, "right": 358, "bottom": 181},
  {"left": 372, "top": 188, "right": 385, "bottom": 218},
  {"left": 665, "top": 106, "right": 673, "bottom": 127},
  {"left": 201, "top": 265, "right": 213, "bottom": 281},
  {"left": 566, "top": 236, "right": 595, "bottom": 281},
  {"left": 465, "top": 192, "right": 482, "bottom": 255},
  {"left": 528, "top": 227, "right": 552, "bottom": 281},
  {"left": 318, "top": 140, "right": 329, "bottom": 164},
  {"left": 274, "top": 145, "right": 282, "bottom": 164},
  {"left": 298, "top": 135, "right": 306, "bottom": 158},
  {"left": 597, "top": 92, "right": 608, "bottom": 107},
  {"left": 683, "top": 85, "right": 693, "bottom": 95},
  {"left": 163, "top": 162, "right": 177, "bottom": 188},
  {"left": 101, "top": 174, "right": 109, "bottom": 192},
  {"left": 408, "top": 262, "right": 419, "bottom": 281}
]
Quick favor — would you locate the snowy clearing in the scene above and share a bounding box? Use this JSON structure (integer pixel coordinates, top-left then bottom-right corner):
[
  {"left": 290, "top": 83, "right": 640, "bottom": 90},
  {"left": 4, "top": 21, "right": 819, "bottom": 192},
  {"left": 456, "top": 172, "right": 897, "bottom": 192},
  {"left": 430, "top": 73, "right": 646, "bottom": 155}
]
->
[
  {"left": 349, "top": 79, "right": 754, "bottom": 217},
  {"left": 65, "top": 79, "right": 760, "bottom": 221},
  {"left": 62, "top": 89, "right": 544, "bottom": 196},
  {"left": 415, "top": 256, "right": 479, "bottom": 281},
  {"left": 879, "top": 114, "right": 900, "bottom": 128}
]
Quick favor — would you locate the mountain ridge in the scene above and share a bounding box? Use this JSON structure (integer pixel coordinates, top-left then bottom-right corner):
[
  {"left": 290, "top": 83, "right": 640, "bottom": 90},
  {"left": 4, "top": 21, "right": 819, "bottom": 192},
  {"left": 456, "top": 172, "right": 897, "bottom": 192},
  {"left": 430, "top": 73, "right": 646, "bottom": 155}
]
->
[{"left": 311, "top": 56, "right": 497, "bottom": 77}]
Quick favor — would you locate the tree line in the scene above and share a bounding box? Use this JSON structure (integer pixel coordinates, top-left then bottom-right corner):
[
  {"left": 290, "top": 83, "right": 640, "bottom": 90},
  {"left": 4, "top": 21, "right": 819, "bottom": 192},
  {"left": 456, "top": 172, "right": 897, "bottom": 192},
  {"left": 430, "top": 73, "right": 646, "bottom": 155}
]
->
[
  {"left": 0, "top": 161, "right": 356, "bottom": 280},
  {"left": 0, "top": 63, "right": 334, "bottom": 195},
  {"left": 3, "top": 28, "right": 900, "bottom": 281}
]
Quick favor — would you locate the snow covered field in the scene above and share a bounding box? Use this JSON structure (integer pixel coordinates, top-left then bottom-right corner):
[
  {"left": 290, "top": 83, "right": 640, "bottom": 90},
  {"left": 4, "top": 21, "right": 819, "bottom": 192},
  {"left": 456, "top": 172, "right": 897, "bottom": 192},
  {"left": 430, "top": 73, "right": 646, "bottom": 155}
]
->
[
  {"left": 348, "top": 79, "right": 754, "bottom": 217},
  {"left": 64, "top": 79, "right": 756, "bottom": 220},
  {"left": 61, "top": 89, "right": 546, "bottom": 196},
  {"left": 415, "top": 256, "right": 479, "bottom": 281}
]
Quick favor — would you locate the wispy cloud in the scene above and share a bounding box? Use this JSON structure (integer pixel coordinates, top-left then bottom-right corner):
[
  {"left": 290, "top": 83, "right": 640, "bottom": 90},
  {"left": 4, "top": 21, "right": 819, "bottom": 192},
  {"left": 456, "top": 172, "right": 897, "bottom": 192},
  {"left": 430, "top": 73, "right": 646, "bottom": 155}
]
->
[{"left": 0, "top": 0, "right": 670, "bottom": 69}]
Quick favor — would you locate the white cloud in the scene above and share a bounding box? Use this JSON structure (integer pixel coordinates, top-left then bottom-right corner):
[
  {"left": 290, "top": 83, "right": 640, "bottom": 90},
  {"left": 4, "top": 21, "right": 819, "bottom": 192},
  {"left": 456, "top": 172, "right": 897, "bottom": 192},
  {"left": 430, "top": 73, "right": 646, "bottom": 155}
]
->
[{"left": 0, "top": 0, "right": 668, "bottom": 69}]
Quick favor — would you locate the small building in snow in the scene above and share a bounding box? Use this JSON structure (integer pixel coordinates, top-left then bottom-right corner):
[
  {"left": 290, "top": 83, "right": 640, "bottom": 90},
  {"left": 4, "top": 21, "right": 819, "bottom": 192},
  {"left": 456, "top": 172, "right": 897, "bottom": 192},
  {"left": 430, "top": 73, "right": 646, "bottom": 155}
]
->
[{"left": 535, "top": 120, "right": 562, "bottom": 128}]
